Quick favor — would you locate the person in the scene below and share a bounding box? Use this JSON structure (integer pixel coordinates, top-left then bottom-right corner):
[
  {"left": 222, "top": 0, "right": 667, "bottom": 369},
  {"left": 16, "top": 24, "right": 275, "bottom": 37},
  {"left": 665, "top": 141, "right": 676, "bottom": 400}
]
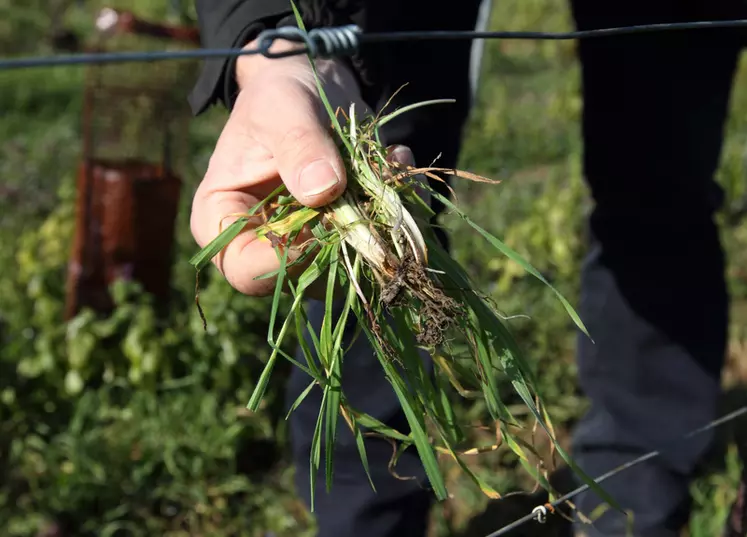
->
[{"left": 187, "top": 1, "right": 746, "bottom": 536}]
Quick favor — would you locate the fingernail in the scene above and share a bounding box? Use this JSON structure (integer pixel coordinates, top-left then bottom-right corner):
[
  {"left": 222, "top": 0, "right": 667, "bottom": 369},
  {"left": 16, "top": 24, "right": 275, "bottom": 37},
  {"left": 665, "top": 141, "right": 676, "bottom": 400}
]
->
[{"left": 300, "top": 160, "right": 340, "bottom": 197}]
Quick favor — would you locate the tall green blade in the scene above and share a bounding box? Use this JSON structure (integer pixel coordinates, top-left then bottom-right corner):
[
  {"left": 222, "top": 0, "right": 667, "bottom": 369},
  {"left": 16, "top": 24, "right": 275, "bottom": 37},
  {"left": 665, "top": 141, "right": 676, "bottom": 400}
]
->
[
  {"left": 346, "top": 406, "right": 413, "bottom": 444},
  {"left": 377, "top": 99, "right": 456, "bottom": 128},
  {"left": 319, "top": 246, "right": 340, "bottom": 370},
  {"left": 431, "top": 190, "right": 590, "bottom": 339},
  {"left": 246, "top": 292, "right": 304, "bottom": 411},
  {"left": 290, "top": 1, "right": 352, "bottom": 155},
  {"left": 310, "top": 387, "right": 329, "bottom": 512},
  {"left": 292, "top": 293, "right": 323, "bottom": 380},
  {"left": 324, "top": 352, "right": 342, "bottom": 493},
  {"left": 268, "top": 244, "right": 292, "bottom": 348},
  {"left": 247, "top": 242, "right": 334, "bottom": 411},
  {"left": 325, "top": 255, "right": 362, "bottom": 492},
  {"left": 346, "top": 408, "right": 376, "bottom": 491},
  {"left": 353, "top": 303, "right": 448, "bottom": 500}
]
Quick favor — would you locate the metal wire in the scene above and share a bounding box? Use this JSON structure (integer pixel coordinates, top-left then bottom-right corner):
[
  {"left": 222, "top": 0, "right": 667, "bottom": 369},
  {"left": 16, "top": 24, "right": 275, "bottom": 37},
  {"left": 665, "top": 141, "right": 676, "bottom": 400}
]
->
[
  {"left": 3, "top": 19, "right": 747, "bottom": 70},
  {"left": 485, "top": 405, "right": 747, "bottom": 537}
]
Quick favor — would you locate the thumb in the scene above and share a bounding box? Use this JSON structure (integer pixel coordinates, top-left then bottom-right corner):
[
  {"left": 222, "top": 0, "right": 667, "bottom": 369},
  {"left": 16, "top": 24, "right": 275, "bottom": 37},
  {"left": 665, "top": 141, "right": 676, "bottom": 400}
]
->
[{"left": 250, "top": 84, "right": 347, "bottom": 208}]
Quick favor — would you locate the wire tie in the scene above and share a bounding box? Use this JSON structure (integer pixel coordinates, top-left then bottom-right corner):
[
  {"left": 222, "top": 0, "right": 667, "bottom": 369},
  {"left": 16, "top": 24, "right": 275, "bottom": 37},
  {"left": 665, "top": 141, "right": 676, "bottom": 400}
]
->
[
  {"left": 532, "top": 505, "right": 548, "bottom": 524},
  {"left": 256, "top": 25, "right": 361, "bottom": 59}
]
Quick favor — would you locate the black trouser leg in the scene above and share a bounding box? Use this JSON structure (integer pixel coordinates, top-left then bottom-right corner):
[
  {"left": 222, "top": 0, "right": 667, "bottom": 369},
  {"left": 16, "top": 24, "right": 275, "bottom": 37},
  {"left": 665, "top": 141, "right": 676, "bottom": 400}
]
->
[{"left": 568, "top": 2, "right": 739, "bottom": 535}]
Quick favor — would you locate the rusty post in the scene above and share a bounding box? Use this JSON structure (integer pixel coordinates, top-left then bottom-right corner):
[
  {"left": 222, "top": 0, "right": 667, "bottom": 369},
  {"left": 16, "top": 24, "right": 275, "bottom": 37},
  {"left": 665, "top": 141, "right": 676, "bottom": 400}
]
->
[{"left": 64, "top": 7, "right": 199, "bottom": 320}]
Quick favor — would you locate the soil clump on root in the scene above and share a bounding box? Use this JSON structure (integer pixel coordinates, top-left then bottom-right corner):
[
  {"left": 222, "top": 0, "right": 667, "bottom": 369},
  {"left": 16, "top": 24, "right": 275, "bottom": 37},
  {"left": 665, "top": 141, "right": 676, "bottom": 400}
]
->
[{"left": 381, "top": 250, "right": 462, "bottom": 347}]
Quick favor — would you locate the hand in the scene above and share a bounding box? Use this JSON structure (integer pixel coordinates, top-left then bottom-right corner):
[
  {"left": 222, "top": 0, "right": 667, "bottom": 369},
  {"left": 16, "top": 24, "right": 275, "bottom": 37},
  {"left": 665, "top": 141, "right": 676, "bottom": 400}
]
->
[{"left": 191, "top": 37, "right": 415, "bottom": 297}]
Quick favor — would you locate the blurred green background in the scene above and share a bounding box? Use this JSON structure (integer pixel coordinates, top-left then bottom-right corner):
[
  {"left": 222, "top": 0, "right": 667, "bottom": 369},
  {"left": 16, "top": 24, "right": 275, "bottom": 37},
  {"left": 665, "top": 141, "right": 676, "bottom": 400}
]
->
[{"left": 0, "top": 1, "right": 745, "bottom": 536}]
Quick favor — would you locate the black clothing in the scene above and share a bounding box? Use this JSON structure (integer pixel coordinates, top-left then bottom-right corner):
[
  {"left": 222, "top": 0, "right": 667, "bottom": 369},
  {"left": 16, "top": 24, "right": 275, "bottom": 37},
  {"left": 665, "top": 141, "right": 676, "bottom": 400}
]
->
[
  {"left": 189, "top": 2, "right": 746, "bottom": 535},
  {"left": 567, "top": 1, "right": 745, "bottom": 534}
]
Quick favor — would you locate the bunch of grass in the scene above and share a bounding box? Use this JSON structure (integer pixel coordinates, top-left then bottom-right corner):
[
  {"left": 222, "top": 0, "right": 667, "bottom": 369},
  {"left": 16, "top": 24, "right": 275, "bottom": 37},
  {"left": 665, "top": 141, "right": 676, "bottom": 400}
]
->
[{"left": 190, "top": 3, "right": 618, "bottom": 512}]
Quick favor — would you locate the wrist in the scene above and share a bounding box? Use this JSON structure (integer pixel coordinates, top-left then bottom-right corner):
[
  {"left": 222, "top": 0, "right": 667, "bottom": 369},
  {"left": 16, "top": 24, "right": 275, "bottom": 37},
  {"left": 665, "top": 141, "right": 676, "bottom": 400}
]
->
[
  {"left": 235, "top": 37, "right": 360, "bottom": 96},
  {"left": 235, "top": 37, "right": 306, "bottom": 89}
]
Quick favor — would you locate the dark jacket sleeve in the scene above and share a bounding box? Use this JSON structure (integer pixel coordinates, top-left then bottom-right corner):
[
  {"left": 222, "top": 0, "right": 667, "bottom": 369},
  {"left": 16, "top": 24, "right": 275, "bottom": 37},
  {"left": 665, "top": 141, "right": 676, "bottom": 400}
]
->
[
  {"left": 188, "top": 0, "right": 294, "bottom": 115},
  {"left": 188, "top": 0, "right": 368, "bottom": 116}
]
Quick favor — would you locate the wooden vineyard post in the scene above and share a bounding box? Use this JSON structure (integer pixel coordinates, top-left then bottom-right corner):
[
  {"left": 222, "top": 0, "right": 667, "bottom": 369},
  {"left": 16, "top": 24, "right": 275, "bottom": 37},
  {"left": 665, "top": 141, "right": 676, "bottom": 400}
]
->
[{"left": 64, "top": 8, "right": 200, "bottom": 320}]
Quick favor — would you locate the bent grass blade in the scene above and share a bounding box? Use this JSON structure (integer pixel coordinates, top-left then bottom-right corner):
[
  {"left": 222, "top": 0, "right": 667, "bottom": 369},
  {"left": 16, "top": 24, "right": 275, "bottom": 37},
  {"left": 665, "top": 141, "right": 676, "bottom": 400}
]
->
[
  {"left": 189, "top": 184, "right": 287, "bottom": 272},
  {"left": 429, "top": 189, "right": 591, "bottom": 339}
]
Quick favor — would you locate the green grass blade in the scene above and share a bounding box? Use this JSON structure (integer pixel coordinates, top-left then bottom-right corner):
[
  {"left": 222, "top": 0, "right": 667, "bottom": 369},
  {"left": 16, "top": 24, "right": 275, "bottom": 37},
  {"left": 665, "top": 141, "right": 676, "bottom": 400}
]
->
[
  {"left": 189, "top": 183, "right": 286, "bottom": 271},
  {"left": 324, "top": 357, "right": 342, "bottom": 493},
  {"left": 250, "top": 242, "right": 339, "bottom": 412},
  {"left": 353, "top": 304, "right": 447, "bottom": 500},
  {"left": 286, "top": 243, "right": 334, "bottom": 379},
  {"left": 286, "top": 380, "right": 317, "bottom": 420},
  {"left": 310, "top": 386, "right": 329, "bottom": 512},
  {"left": 346, "top": 408, "right": 376, "bottom": 492},
  {"left": 332, "top": 252, "right": 359, "bottom": 346},
  {"left": 293, "top": 294, "right": 323, "bottom": 372},
  {"left": 500, "top": 353, "right": 624, "bottom": 513},
  {"left": 246, "top": 243, "right": 299, "bottom": 413},
  {"left": 346, "top": 406, "right": 412, "bottom": 444},
  {"left": 246, "top": 293, "right": 303, "bottom": 411},
  {"left": 387, "top": 308, "right": 460, "bottom": 445},
  {"left": 472, "top": 325, "right": 511, "bottom": 423},
  {"left": 290, "top": 1, "right": 352, "bottom": 155},
  {"left": 253, "top": 240, "right": 321, "bottom": 281},
  {"left": 323, "top": 256, "right": 361, "bottom": 493},
  {"left": 384, "top": 370, "right": 447, "bottom": 500},
  {"left": 435, "top": 368, "right": 464, "bottom": 446},
  {"left": 267, "top": 244, "right": 291, "bottom": 348},
  {"left": 292, "top": 290, "right": 323, "bottom": 380},
  {"left": 298, "top": 242, "right": 336, "bottom": 293},
  {"left": 376, "top": 99, "right": 456, "bottom": 128},
  {"left": 319, "top": 245, "right": 340, "bottom": 368},
  {"left": 189, "top": 218, "right": 249, "bottom": 272},
  {"left": 431, "top": 190, "right": 590, "bottom": 339},
  {"left": 256, "top": 241, "right": 317, "bottom": 376}
]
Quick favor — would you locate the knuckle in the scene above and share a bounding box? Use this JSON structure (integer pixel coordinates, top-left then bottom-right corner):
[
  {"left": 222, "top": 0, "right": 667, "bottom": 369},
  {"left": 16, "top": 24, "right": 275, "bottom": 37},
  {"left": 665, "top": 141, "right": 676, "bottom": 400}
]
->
[{"left": 277, "top": 124, "right": 319, "bottom": 160}]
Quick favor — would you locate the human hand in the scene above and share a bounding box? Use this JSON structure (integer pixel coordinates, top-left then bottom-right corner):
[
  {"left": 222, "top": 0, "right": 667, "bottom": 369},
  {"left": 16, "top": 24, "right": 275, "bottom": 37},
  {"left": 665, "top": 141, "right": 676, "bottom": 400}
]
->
[{"left": 190, "top": 37, "right": 418, "bottom": 297}]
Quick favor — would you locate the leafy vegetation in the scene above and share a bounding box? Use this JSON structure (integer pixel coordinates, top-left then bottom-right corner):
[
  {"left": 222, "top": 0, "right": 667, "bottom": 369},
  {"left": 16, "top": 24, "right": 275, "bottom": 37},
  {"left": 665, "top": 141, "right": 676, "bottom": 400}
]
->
[{"left": 0, "top": 1, "right": 744, "bottom": 536}]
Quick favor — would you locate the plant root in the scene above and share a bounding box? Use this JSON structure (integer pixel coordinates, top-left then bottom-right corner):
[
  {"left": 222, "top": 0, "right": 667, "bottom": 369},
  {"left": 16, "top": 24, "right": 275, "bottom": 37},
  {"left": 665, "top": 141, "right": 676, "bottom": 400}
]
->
[{"left": 381, "top": 250, "right": 462, "bottom": 347}]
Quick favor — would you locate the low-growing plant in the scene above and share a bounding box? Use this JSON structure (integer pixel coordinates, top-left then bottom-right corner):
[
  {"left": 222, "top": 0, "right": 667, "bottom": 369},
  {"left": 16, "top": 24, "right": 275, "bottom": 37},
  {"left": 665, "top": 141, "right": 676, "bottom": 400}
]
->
[{"left": 2, "top": 386, "right": 314, "bottom": 537}]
